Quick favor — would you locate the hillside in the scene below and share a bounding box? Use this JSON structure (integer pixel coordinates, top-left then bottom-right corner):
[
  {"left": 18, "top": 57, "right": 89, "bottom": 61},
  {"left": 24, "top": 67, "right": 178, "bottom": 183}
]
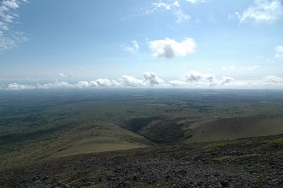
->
[
  {"left": 1, "top": 89, "right": 283, "bottom": 187},
  {"left": 1, "top": 134, "right": 283, "bottom": 187}
]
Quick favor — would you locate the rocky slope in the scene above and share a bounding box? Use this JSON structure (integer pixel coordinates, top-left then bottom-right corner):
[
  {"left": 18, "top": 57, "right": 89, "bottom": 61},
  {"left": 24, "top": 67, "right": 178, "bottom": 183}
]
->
[{"left": 1, "top": 134, "right": 283, "bottom": 188}]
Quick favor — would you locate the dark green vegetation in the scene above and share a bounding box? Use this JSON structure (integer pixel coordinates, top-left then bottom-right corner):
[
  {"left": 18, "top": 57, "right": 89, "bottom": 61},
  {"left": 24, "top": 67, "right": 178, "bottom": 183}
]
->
[{"left": 1, "top": 89, "right": 283, "bottom": 187}]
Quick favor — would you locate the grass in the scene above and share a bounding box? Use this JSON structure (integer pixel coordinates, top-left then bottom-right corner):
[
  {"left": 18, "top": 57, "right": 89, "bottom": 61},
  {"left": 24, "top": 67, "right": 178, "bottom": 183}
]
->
[
  {"left": 51, "top": 136, "right": 148, "bottom": 158},
  {"left": 255, "top": 137, "right": 283, "bottom": 153},
  {"left": 183, "top": 116, "right": 283, "bottom": 143}
]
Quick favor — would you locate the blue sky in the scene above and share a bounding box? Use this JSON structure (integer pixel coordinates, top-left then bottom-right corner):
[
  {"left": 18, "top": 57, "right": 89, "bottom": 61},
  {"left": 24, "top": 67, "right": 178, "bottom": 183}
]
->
[{"left": 0, "top": 0, "right": 283, "bottom": 89}]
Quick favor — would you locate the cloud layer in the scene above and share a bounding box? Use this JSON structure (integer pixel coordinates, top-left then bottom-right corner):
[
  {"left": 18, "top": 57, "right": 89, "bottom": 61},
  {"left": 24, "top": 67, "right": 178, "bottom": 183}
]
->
[
  {"left": 2, "top": 71, "right": 283, "bottom": 90},
  {"left": 149, "top": 38, "right": 196, "bottom": 58}
]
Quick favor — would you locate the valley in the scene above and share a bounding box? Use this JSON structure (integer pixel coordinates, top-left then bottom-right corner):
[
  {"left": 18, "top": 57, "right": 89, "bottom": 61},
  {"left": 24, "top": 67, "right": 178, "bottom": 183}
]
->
[{"left": 0, "top": 89, "right": 283, "bottom": 187}]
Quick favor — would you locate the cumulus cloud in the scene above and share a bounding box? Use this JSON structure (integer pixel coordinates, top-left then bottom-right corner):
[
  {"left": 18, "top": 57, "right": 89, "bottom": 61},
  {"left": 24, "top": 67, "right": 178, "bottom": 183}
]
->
[
  {"left": 0, "top": 0, "right": 28, "bottom": 51},
  {"left": 144, "top": 72, "right": 165, "bottom": 85},
  {"left": 120, "top": 72, "right": 165, "bottom": 87},
  {"left": 275, "top": 45, "right": 283, "bottom": 59},
  {"left": 121, "top": 75, "right": 145, "bottom": 87},
  {"left": 76, "top": 81, "right": 91, "bottom": 88},
  {"left": 184, "top": 71, "right": 216, "bottom": 83},
  {"left": 239, "top": 0, "right": 283, "bottom": 24},
  {"left": 95, "top": 79, "right": 118, "bottom": 87},
  {"left": 170, "top": 71, "right": 234, "bottom": 87},
  {"left": 3, "top": 79, "right": 120, "bottom": 90},
  {"left": 3, "top": 73, "right": 283, "bottom": 90},
  {"left": 149, "top": 37, "right": 196, "bottom": 58},
  {"left": 121, "top": 40, "right": 139, "bottom": 55},
  {"left": 2, "top": 72, "right": 169, "bottom": 90}
]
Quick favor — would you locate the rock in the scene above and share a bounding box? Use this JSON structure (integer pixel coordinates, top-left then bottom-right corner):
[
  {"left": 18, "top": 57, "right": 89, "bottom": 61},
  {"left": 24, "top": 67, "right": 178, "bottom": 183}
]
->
[{"left": 220, "top": 180, "right": 229, "bottom": 187}]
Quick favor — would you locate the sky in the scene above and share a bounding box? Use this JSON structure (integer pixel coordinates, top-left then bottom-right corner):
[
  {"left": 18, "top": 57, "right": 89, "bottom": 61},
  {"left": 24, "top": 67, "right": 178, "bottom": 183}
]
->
[{"left": 0, "top": 0, "right": 283, "bottom": 89}]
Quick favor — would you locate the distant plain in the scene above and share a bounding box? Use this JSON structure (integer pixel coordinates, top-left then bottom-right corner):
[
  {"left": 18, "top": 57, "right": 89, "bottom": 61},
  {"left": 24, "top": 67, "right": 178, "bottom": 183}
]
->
[{"left": 1, "top": 89, "right": 283, "bottom": 169}]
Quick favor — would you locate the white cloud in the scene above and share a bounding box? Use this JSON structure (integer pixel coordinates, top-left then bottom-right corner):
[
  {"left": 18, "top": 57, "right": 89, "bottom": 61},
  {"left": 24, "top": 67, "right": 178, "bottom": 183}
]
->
[
  {"left": 38, "top": 81, "right": 74, "bottom": 89},
  {"left": 169, "top": 71, "right": 234, "bottom": 87},
  {"left": 241, "top": 65, "right": 259, "bottom": 71},
  {"left": 59, "top": 73, "right": 67, "bottom": 78},
  {"left": 2, "top": 0, "right": 19, "bottom": 9},
  {"left": 144, "top": 72, "right": 165, "bottom": 85},
  {"left": 120, "top": 72, "right": 165, "bottom": 87},
  {"left": 0, "top": 0, "right": 29, "bottom": 51},
  {"left": 58, "top": 73, "right": 74, "bottom": 78},
  {"left": 0, "top": 22, "right": 8, "bottom": 30},
  {"left": 263, "top": 75, "right": 283, "bottom": 83},
  {"left": 275, "top": 45, "right": 283, "bottom": 59},
  {"left": 95, "top": 78, "right": 118, "bottom": 87},
  {"left": 222, "top": 65, "right": 258, "bottom": 72},
  {"left": 184, "top": 71, "right": 216, "bottom": 83},
  {"left": 2, "top": 72, "right": 167, "bottom": 90},
  {"left": 220, "top": 77, "right": 234, "bottom": 85},
  {"left": 169, "top": 80, "right": 188, "bottom": 86},
  {"left": 89, "top": 81, "right": 99, "bottom": 87},
  {"left": 239, "top": 0, "right": 283, "bottom": 24},
  {"left": 173, "top": 1, "right": 180, "bottom": 7},
  {"left": 121, "top": 40, "right": 139, "bottom": 54},
  {"left": 174, "top": 10, "right": 191, "bottom": 23},
  {"left": 149, "top": 37, "right": 196, "bottom": 58},
  {"left": 186, "top": 0, "right": 205, "bottom": 4},
  {"left": 76, "top": 81, "right": 90, "bottom": 88},
  {"left": 0, "top": 30, "right": 15, "bottom": 50},
  {"left": 152, "top": 2, "right": 171, "bottom": 10},
  {"left": 222, "top": 65, "right": 237, "bottom": 71},
  {"left": 7, "top": 83, "right": 34, "bottom": 90},
  {"left": 121, "top": 75, "right": 145, "bottom": 87},
  {"left": 3, "top": 79, "right": 120, "bottom": 90},
  {"left": 144, "top": 1, "right": 193, "bottom": 23},
  {"left": 3, "top": 73, "right": 283, "bottom": 90},
  {"left": 183, "top": 71, "right": 218, "bottom": 87}
]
